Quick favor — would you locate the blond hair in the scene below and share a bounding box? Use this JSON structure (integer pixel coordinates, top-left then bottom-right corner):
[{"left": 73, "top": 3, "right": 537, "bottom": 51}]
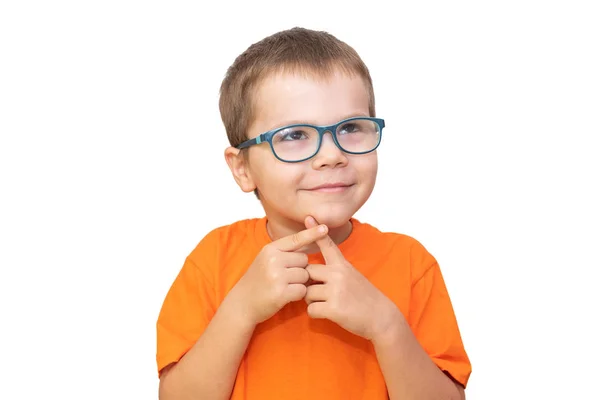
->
[{"left": 219, "top": 27, "right": 376, "bottom": 147}]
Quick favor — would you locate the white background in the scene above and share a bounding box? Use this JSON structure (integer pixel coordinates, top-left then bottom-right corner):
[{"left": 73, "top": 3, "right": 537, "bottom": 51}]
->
[{"left": 1, "top": 1, "right": 599, "bottom": 399}]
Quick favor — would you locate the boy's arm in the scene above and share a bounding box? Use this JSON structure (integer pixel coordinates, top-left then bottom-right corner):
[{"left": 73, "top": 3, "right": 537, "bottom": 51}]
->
[
  {"left": 158, "top": 225, "right": 329, "bottom": 400},
  {"left": 159, "top": 290, "right": 255, "bottom": 400},
  {"left": 302, "top": 218, "right": 470, "bottom": 399},
  {"left": 373, "top": 253, "right": 470, "bottom": 400},
  {"left": 372, "top": 310, "right": 465, "bottom": 400}
]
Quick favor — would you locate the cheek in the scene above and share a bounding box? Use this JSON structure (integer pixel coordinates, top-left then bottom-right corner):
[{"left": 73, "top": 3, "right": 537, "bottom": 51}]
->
[
  {"left": 251, "top": 160, "right": 304, "bottom": 195},
  {"left": 354, "top": 154, "right": 378, "bottom": 180}
]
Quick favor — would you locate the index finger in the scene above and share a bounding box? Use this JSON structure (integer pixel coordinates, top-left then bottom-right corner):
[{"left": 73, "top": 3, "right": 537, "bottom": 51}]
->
[
  {"left": 314, "top": 234, "right": 345, "bottom": 264},
  {"left": 305, "top": 216, "right": 345, "bottom": 264},
  {"left": 274, "top": 224, "right": 329, "bottom": 252}
]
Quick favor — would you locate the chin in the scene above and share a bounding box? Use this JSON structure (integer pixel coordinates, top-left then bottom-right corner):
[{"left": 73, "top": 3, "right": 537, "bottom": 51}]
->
[{"left": 307, "top": 208, "right": 357, "bottom": 229}]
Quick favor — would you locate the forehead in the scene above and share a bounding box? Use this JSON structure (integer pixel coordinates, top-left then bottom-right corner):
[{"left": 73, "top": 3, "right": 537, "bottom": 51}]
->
[{"left": 251, "top": 68, "right": 371, "bottom": 131}]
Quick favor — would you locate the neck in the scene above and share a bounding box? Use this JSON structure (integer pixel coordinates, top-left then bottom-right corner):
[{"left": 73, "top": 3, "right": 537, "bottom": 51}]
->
[{"left": 266, "top": 215, "right": 353, "bottom": 255}]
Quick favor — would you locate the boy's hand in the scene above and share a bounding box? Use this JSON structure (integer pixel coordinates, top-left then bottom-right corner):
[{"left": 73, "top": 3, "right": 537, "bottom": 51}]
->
[
  {"left": 231, "top": 223, "right": 329, "bottom": 326},
  {"left": 304, "top": 216, "right": 400, "bottom": 341}
]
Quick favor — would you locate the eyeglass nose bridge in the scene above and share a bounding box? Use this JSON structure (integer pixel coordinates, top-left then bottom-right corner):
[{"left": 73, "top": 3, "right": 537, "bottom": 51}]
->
[{"left": 314, "top": 125, "right": 344, "bottom": 154}]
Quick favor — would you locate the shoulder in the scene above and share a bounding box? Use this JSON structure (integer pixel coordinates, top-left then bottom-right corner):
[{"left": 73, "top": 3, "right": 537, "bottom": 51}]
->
[
  {"left": 352, "top": 219, "right": 438, "bottom": 280},
  {"left": 198, "top": 217, "right": 262, "bottom": 243},
  {"left": 354, "top": 219, "right": 433, "bottom": 255},
  {"left": 186, "top": 217, "right": 264, "bottom": 264}
]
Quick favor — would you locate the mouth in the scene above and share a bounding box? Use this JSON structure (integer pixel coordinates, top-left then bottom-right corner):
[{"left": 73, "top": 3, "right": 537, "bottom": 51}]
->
[{"left": 305, "top": 183, "right": 355, "bottom": 193}]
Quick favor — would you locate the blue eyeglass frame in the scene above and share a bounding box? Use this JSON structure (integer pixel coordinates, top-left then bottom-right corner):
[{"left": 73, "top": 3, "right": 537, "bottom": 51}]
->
[{"left": 235, "top": 116, "right": 385, "bottom": 163}]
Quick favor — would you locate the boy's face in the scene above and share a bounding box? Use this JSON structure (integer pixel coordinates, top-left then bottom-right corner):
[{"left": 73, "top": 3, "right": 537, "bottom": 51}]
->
[{"left": 226, "top": 69, "right": 378, "bottom": 230}]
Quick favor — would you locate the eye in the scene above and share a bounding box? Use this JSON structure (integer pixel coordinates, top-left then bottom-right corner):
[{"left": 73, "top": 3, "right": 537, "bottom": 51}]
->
[
  {"left": 275, "top": 129, "right": 309, "bottom": 142},
  {"left": 338, "top": 123, "right": 360, "bottom": 135}
]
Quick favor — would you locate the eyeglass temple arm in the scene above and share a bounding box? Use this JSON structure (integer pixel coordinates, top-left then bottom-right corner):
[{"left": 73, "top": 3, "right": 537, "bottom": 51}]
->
[{"left": 236, "top": 135, "right": 265, "bottom": 150}]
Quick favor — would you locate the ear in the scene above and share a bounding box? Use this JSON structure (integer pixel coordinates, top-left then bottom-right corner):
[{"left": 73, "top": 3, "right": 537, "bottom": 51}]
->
[{"left": 224, "top": 146, "right": 256, "bottom": 193}]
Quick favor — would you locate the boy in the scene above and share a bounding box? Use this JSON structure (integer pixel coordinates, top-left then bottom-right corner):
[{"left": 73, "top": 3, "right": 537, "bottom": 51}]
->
[{"left": 156, "top": 27, "right": 471, "bottom": 399}]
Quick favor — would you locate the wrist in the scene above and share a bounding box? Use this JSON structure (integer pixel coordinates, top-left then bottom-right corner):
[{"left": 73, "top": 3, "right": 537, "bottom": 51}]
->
[
  {"left": 221, "top": 287, "right": 258, "bottom": 333},
  {"left": 370, "top": 303, "right": 407, "bottom": 347}
]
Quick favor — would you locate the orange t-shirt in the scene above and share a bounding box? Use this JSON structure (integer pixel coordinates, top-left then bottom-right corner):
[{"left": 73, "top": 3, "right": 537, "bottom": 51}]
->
[{"left": 156, "top": 217, "right": 471, "bottom": 398}]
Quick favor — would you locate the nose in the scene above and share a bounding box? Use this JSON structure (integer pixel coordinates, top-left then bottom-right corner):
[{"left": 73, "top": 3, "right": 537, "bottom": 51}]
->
[{"left": 311, "top": 131, "right": 348, "bottom": 169}]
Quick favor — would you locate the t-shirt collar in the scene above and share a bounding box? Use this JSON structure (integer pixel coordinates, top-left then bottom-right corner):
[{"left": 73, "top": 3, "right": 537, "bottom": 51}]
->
[{"left": 253, "top": 216, "right": 363, "bottom": 263}]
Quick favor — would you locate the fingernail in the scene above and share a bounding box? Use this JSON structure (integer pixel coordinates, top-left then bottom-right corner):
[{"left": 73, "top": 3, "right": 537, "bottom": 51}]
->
[{"left": 319, "top": 225, "right": 327, "bottom": 233}]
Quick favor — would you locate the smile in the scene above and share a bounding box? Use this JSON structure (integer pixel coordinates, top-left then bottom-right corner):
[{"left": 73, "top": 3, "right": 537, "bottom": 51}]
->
[{"left": 305, "top": 183, "right": 354, "bottom": 193}]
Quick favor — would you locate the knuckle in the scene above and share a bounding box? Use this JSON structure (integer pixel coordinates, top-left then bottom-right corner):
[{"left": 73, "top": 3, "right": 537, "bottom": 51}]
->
[
  {"left": 332, "top": 269, "right": 344, "bottom": 280},
  {"left": 331, "top": 286, "right": 342, "bottom": 301},
  {"left": 304, "top": 285, "right": 312, "bottom": 299},
  {"left": 264, "top": 244, "right": 277, "bottom": 256},
  {"left": 261, "top": 243, "right": 272, "bottom": 253},
  {"left": 297, "top": 284, "right": 307, "bottom": 299},
  {"left": 301, "top": 269, "right": 310, "bottom": 283},
  {"left": 274, "top": 282, "right": 286, "bottom": 297},
  {"left": 291, "top": 233, "right": 302, "bottom": 246},
  {"left": 300, "top": 253, "right": 309, "bottom": 265},
  {"left": 266, "top": 268, "right": 280, "bottom": 282}
]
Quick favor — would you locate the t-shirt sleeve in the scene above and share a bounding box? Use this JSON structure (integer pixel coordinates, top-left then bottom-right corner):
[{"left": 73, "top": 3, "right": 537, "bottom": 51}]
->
[
  {"left": 408, "top": 243, "right": 472, "bottom": 388},
  {"left": 155, "top": 232, "right": 219, "bottom": 377}
]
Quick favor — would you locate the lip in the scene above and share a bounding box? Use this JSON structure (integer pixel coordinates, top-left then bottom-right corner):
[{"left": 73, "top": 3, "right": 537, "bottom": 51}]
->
[{"left": 305, "top": 183, "right": 354, "bottom": 193}]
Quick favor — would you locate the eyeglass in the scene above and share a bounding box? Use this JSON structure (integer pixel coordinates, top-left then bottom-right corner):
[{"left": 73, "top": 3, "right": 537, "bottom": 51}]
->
[{"left": 236, "top": 116, "right": 385, "bottom": 163}]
